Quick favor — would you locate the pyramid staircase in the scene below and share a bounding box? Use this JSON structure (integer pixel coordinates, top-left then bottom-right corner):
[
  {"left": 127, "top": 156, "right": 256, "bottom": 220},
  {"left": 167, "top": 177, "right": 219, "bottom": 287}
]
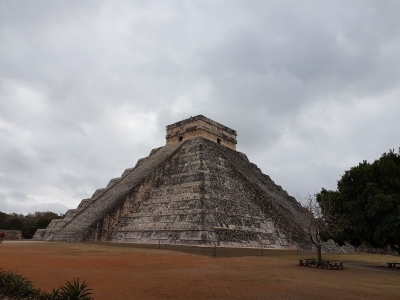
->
[
  {"left": 35, "top": 137, "right": 308, "bottom": 248},
  {"left": 33, "top": 142, "right": 184, "bottom": 241}
]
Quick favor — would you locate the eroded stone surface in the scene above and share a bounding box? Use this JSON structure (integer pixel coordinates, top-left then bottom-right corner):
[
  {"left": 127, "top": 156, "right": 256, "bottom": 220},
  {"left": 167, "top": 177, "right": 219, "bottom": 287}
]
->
[
  {"left": 166, "top": 115, "right": 237, "bottom": 150},
  {"left": 34, "top": 116, "right": 308, "bottom": 248},
  {"left": 35, "top": 137, "right": 308, "bottom": 248}
]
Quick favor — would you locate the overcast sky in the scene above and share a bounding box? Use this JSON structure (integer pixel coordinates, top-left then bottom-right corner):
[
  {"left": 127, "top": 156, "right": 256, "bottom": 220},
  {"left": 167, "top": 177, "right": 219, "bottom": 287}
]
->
[{"left": 1, "top": 0, "right": 399, "bottom": 215}]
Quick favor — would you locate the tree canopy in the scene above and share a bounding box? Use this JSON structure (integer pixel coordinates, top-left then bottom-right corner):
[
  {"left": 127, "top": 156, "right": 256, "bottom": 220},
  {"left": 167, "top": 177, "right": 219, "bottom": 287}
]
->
[
  {"left": 0, "top": 211, "right": 62, "bottom": 239},
  {"left": 317, "top": 149, "right": 400, "bottom": 254}
]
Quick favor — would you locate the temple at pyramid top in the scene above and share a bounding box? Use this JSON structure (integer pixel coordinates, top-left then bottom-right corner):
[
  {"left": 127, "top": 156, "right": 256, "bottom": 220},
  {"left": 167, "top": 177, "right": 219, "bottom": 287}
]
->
[
  {"left": 34, "top": 114, "right": 309, "bottom": 248},
  {"left": 165, "top": 115, "right": 237, "bottom": 150}
]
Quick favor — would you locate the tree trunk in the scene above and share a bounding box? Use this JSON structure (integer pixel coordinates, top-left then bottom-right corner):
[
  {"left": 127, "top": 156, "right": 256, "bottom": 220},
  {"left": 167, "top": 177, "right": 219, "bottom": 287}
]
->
[
  {"left": 317, "top": 245, "right": 322, "bottom": 261},
  {"left": 390, "top": 244, "right": 400, "bottom": 256}
]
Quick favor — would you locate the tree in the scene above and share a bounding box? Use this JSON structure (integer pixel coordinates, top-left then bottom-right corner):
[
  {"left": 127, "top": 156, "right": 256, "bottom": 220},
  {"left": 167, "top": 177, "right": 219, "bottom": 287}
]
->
[
  {"left": 4, "top": 216, "right": 22, "bottom": 230},
  {"left": 299, "top": 194, "right": 341, "bottom": 261},
  {"left": 0, "top": 211, "right": 62, "bottom": 239},
  {"left": 21, "top": 211, "right": 61, "bottom": 239},
  {"left": 317, "top": 149, "right": 400, "bottom": 255}
]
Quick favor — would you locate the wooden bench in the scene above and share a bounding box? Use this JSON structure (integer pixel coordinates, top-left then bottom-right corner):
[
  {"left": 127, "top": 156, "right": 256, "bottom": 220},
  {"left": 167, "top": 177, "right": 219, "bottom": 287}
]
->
[
  {"left": 387, "top": 262, "right": 400, "bottom": 269},
  {"left": 299, "top": 258, "right": 314, "bottom": 266},
  {"left": 315, "top": 261, "right": 326, "bottom": 268},
  {"left": 299, "top": 259, "right": 343, "bottom": 270},
  {"left": 327, "top": 261, "right": 343, "bottom": 270}
]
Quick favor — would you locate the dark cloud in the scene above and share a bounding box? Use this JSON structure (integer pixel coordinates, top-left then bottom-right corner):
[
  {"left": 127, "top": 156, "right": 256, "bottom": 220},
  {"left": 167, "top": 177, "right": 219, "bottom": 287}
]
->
[
  {"left": 7, "top": 191, "right": 30, "bottom": 202},
  {"left": 0, "top": 0, "right": 399, "bottom": 213}
]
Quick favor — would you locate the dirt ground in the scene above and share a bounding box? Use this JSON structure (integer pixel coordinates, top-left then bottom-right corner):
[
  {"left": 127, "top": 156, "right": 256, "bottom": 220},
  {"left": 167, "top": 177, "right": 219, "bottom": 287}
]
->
[{"left": 1, "top": 241, "right": 399, "bottom": 300}]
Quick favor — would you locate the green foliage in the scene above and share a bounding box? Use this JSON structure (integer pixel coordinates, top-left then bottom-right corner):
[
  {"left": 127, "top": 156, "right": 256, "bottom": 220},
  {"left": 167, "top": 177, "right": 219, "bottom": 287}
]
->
[
  {"left": 317, "top": 149, "right": 400, "bottom": 254},
  {"left": 315, "top": 189, "right": 344, "bottom": 243},
  {"left": 0, "top": 269, "right": 36, "bottom": 297},
  {"left": 37, "top": 217, "right": 53, "bottom": 228},
  {"left": 0, "top": 211, "right": 62, "bottom": 238},
  {"left": 39, "top": 279, "right": 93, "bottom": 300},
  {"left": 0, "top": 268, "right": 93, "bottom": 300},
  {"left": 39, "top": 288, "right": 60, "bottom": 300},
  {"left": 59, "top": 279, "right": 93, "bottom": 300}
]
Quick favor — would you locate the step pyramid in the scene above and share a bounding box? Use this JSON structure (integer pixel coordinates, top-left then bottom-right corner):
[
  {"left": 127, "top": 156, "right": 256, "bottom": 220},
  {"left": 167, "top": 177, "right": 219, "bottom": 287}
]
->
[{"left": 34, "top": 115, "right": 308, "bottom": 248}]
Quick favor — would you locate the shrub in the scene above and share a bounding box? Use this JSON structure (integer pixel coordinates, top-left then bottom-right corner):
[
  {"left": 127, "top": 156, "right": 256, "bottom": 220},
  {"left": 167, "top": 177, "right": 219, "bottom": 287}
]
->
[
  {"left": 0, "top": 269, "right": 36, "bottom": 297},
  {"left": 59, "top": 278, "right": 93, "bottom": 300},
  {"left": 39, "top": 287, "right": 60, "bottom": 300},
  {"left": 0, "top": 268, "right": 93, "bottom": 300}
]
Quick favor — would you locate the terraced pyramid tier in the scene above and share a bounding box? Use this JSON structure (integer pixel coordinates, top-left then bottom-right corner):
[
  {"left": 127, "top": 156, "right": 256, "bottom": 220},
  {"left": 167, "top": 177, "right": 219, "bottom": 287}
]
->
[{"left": 34, "top": 137, "right": 308, "bottom": 248}]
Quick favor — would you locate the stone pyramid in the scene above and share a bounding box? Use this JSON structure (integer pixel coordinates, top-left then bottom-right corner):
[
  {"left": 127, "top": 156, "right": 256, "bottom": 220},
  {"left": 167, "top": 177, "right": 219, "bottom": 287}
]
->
[{"left": 34, "top": 115, "right": 308, "bottom": 248}]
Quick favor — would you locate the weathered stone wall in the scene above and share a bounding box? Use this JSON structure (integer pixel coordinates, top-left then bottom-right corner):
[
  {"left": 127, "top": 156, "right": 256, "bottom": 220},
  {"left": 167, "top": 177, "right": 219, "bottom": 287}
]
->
[
  {"left": 216, "top": 141, "right": 309, "bottom": 244},
  {"left": 35, "top": 137, "right": 308, "bottom": 249},
  {"left": 0, "top": 230, "right": 22, "bottom": 240},
  {"left": 110, "top": 142, "right": 214, "bottom": 245},
  {"left": 166, "top": 115, "right": 237, "bottom": 150},
  {"left": 108, "top": 137, "right": 305, "bottom": 248},
  {"left": 166, "top": 128, "right": 237, "bottom": 150},
  {"left": 36, "top": 142, "right": 184, "bottom": 242}
]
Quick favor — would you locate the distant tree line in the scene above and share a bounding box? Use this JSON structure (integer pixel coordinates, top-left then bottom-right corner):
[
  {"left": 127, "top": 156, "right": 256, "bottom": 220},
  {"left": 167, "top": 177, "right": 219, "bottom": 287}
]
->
[
  {"left": 314, "top": 148, "right": 400, "bottom": 256},
  {"left": 0, "top": 211, "right": 62, "bottom": 239}
]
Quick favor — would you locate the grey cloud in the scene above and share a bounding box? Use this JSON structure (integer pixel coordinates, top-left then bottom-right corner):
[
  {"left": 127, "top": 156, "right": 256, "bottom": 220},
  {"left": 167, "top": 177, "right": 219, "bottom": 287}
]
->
[
  {"left": 7, "top": 191, "right": 30, "bottom": 202},
  {"left": 0, "top": 0, "right": 399, "bottom": 214},
  {"left": 1, "top": 148, "right": 35, "bottom": 175},
  {"left": 27, "top": 202, "right": 70, "bottom": 215},
  {"left": 1, "top": 199, "right": 70, "bottom": 215}
]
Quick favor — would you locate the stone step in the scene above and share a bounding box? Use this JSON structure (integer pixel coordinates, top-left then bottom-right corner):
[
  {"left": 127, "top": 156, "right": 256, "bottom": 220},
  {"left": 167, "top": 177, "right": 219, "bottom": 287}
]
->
[
  {"left": 46, "top": 141, "right": 185, "bottom": 242},
  {"left": 106, "top": 177, "right": 121, "bottom": 188},
  {"left": 77, "top": 198, "right": 94, "bottom": 209},
  {"left": 92, "top": 188, "right": 106, "bottom": 199}
]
